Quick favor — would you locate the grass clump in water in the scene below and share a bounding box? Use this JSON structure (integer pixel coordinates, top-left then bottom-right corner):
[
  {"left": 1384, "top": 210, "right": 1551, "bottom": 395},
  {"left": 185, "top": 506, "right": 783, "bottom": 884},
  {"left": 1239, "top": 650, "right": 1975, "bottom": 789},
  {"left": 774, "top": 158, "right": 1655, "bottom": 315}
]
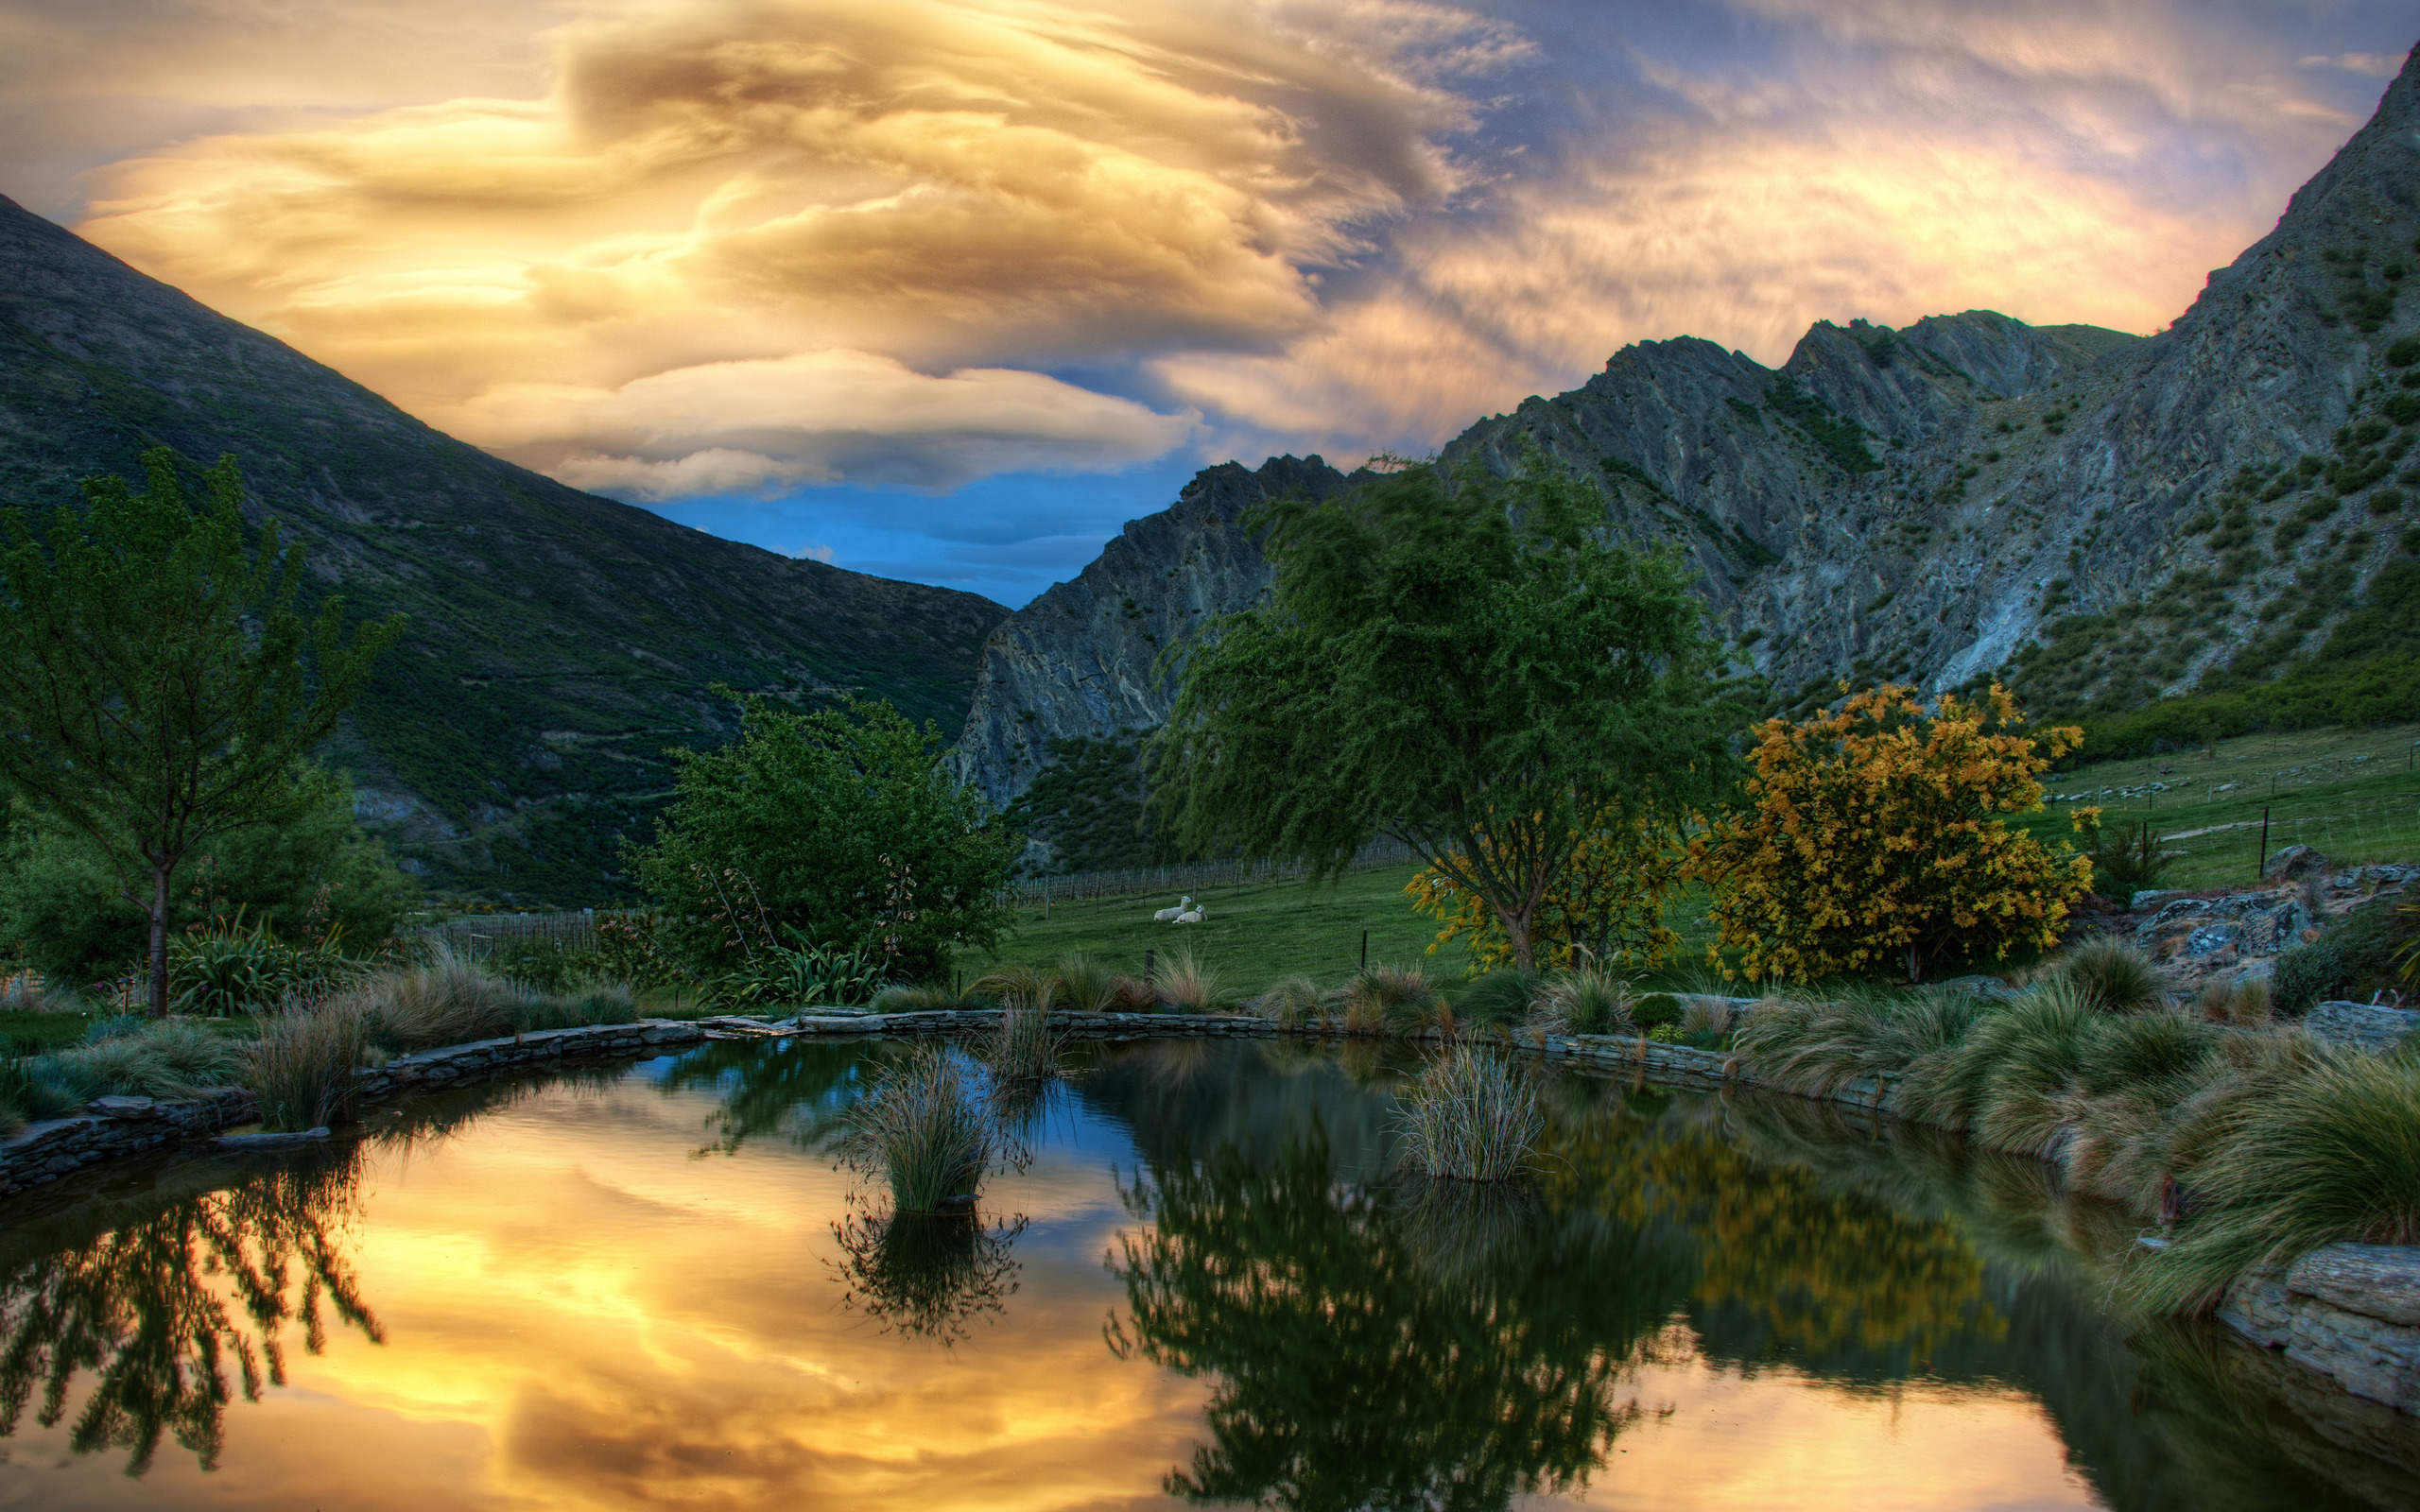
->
[
  {"left": 838, "top": 1046, "right": 1007, "bottom": 1213},
  {"left": 1394, "top": 1044, "right": 1541, "bottom": 1181}
]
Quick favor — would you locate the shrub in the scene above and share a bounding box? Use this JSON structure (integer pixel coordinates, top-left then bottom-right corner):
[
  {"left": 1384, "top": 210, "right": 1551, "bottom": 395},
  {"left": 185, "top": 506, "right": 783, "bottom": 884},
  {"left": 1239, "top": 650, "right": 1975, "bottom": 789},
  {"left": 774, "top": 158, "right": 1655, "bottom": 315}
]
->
[
  {"left": 1688, "top": 683, "right": 2093, "bottom": 983},
  {"left": 1452, "top": 970, "right": 1543, "bottom": 1030},
  {"left": 2083, "top": 820, "right": 2174, "bottom": 907},
  {"left": 356, "top": 945, "right": 531, "bottom": 1050},
  {"left": 1532, "top": 967, "right": 1632, "bottom": 1036},
  {"left": 167, "top": 911, "right": 361, "bottom": 1017},
  {"left": 1631, "top": 991, "right": 1683, "bottom": 1031},
  {"left": 1392, "top": 1044, "right": 1541, "bottom": 1181},
  {"left": 717, "top": 932, "right": 886, "bottom": 1010},
  {"left": 0, "top": 1054, "right": 86, "bottom": 1133},
  {"left": 1255, "top": 975, "right": 1326, "bottom": 1029},
  {"left": 1344, "top": 965, "right": 1445, "bottom": 1035},
  {"left": 1153, "top": 950, "right": 1240, "bottom": 1015},
  {"left": 837, "top": 1046, "right": 1005, "bottom": 1212},
  {"left": 2199, "top": 974, "right": 2273, "bottom": 1026},
  {"left": 244, "top": 1000, "right": 370, "bottom": 1131},
  {"left": 1967, "top": 982, "right": 2103, "bottom": 1156},
  {"left": 972, "top": 963, "right": 1056, "bottom": 1010},
  {"left": 1679, "top": 996, "right": 1737, "bottom": 1047},
  {"left": 870, "top": 984, "right": 992, "bottom": 1013},
  {"left": 1053, "top": 954, "right": 1118, "bottom": 1014},
  {"left": 2127, "top": 1052, "right": 2420, "bottom": 1313},
  {"left": 32, "top": 1020, "right": 241, "bottom": 1102},
  {"left": 2058, "top": 938, "right": 2167, "bottom": 1013}
]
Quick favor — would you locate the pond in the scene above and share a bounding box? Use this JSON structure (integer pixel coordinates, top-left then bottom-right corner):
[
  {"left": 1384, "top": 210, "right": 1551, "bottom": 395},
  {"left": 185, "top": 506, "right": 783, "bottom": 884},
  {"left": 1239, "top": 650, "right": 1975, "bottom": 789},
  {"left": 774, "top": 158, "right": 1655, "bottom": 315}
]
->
[{"left": 0, "top": 1036, "right": 2409, "bottom": 1511}]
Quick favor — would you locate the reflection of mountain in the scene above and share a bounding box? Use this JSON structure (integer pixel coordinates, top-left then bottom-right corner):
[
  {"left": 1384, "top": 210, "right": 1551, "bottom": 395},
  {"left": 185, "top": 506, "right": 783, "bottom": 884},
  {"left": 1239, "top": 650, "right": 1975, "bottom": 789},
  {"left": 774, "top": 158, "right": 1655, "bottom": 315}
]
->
[
  {"left": 1112, "top": 1126, "right": 1688, "bottom": 1511},
  {"left": 0, "top": 1147, "right": 380, "bottom": 1475}
]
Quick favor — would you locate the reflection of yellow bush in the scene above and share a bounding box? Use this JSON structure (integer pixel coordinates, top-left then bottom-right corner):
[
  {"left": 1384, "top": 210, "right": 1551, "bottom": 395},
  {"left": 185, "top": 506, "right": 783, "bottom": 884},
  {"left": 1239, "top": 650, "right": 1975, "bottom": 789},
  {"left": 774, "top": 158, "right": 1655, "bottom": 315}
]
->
[
  {"left": 1686, "top": 683, "right": 2094, "bottom": 985},
  {"left": 1409, "top": 804, "right": 1685, "bottom": 972},
  {"left": 1537, "top": 1097, "right": 2001, "bottom": 1364}
]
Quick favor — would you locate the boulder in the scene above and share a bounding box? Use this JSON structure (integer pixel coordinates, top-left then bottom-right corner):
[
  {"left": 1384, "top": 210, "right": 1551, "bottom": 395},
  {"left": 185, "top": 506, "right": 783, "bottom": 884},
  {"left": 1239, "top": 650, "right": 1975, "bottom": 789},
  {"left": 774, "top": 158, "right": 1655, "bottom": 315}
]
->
[
  {"left": 2263, "top": 844, "right": 2331, "bottom": 882},
  {"left": 2306, "top": 1001, "right": 2420, "bottom": 1054}
]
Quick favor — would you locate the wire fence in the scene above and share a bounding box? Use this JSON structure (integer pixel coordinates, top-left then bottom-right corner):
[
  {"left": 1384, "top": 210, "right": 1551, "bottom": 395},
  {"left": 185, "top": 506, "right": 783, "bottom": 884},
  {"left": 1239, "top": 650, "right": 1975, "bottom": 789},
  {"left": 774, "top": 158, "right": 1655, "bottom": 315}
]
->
[
  {"left": 1011, "top": 840, "right": 1424, "bottom": 907},
  {"left": 420, "top": 911, "right": 599, "bottom": 954}
]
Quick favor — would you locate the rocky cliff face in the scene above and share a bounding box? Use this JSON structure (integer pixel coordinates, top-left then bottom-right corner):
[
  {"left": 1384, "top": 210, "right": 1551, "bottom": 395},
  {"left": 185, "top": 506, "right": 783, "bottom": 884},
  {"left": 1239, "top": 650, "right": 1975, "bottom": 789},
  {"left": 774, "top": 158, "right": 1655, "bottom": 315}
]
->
[
  {"left": 959, "top": 43, "right": 2420, "bottom": 812},
  {"left": 949, "top": 455, "right": 1354, "bottom": 807}
]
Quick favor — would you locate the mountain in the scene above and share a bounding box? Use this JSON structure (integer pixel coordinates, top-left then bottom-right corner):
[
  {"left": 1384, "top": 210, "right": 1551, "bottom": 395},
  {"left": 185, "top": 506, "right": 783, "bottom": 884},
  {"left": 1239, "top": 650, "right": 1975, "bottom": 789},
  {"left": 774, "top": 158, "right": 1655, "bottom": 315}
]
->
[
  {"left": 0, "top": 197, "right": 1009, "bottom": 903},
  {"left": 958, "top": 43, "right": 2420, "bottom": 826}
]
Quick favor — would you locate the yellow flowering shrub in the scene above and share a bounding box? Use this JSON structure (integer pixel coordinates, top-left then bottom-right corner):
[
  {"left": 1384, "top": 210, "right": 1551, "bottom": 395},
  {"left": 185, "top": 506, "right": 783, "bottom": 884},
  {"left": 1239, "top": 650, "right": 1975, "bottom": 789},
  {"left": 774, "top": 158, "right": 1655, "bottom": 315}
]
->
[
  {"left": 1686, "top": 682, "right": 2096, "bottom": 984},
  {"left": 1408, "top": 805, "right": 1685, "bottom": 972}
]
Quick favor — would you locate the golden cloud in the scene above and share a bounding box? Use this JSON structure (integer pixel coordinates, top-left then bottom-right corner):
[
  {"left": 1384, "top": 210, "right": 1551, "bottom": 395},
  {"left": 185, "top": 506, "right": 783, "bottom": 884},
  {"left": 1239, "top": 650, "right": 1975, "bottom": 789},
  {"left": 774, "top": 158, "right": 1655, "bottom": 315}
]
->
[{"left": 71, "top": 0, "right": 1504, "bottom": 490}]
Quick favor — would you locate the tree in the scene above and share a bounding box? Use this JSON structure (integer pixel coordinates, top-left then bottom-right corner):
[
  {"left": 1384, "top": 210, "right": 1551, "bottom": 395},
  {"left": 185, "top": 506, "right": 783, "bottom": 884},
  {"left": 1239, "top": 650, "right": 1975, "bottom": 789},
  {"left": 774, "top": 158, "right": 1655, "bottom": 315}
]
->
[
  {"left": 1152, "top": 451, "right": 1727, "bottom": 971},
  {"left": 1407, "top": 800, "right": 1686, "bottom": 973},
  {"left": 1685, "top": 682, "right": 2095, "bottom": 985},
  {"left": 0, "top": 764, "right": 412, "bottom": 988},
  {"left": 0, "top": 450, "right": 405, "bottom": 1015},
  {"left": 628, "top": 693, "right": 1021, "bottom": 982}
]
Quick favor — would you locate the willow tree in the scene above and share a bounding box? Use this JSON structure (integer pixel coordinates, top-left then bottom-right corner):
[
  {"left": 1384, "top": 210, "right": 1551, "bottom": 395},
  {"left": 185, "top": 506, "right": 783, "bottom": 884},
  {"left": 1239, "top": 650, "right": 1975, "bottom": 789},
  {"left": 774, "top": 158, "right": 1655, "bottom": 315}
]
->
[
  {"left": 1151, "top": 449, "right": 1727, "bottom": 971},
  {"left": 0, "top": 449, "right": 404, "bottom": 1014}
]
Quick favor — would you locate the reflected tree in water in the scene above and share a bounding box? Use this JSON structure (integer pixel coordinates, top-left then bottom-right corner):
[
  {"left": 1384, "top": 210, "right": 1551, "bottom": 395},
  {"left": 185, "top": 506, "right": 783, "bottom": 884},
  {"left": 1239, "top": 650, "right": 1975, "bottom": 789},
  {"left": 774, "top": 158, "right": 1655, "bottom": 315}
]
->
[
  {"left": 1110, "top": 1125, "right": 1690, "bottom": 1511},
  {"left": 0, "top": 1149, "right": 382, "bottom": 1474},
  {"left": 659, "top": 1038, "right": 875, "bottom": 1156},
  {"left": 828, "top": 1200, "right": 1028, "bottom": 1347}
]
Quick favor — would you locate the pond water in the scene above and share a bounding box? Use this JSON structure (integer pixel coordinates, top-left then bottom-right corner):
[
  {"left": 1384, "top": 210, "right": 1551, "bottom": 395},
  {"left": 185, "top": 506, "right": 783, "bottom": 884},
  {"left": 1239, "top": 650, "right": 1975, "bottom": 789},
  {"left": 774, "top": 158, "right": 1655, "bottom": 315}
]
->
[{"left": 0, "top": 1036, "right": 2410, "bottom": 1511}]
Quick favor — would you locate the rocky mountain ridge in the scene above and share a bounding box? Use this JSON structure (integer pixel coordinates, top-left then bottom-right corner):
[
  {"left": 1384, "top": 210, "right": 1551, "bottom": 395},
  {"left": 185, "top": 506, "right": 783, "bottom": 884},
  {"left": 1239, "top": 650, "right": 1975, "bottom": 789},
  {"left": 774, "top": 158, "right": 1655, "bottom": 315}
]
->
[
  {"left": 958, "top": 43, "right": 2420, "bottom": 820},
  {"left": 0, "top": 197, "right": 1008, "bottom": 902}
]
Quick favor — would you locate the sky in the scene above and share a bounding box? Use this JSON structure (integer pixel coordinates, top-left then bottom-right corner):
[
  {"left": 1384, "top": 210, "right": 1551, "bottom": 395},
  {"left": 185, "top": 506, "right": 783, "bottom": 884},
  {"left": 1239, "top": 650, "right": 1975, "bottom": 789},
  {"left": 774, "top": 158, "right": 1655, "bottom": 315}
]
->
[{"left": 1, "top": 2, "right": 2412, "bottom": 607}]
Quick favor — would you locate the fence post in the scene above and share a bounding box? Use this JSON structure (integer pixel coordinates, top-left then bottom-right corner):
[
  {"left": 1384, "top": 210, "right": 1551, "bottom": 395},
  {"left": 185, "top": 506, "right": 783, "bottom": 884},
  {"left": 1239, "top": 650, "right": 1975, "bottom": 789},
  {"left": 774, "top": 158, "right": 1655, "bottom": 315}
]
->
[
  {"left": 1144, "top": 949, "right": 1154, "bottom": 989},
  {"left": 2256, "top": 805, "right": 2271, "bottom": 882},
  {"left": 1360, "top": 929, "right": 1368, "bottom": 971}
]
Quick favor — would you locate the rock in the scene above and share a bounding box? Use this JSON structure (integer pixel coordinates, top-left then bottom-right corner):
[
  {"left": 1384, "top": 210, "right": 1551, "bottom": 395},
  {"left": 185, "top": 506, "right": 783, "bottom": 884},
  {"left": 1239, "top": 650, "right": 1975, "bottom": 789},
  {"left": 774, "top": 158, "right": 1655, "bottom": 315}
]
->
[
  {"left": 87, "top": 1096, "right": 157, "bottom": 1120},
  {"left": 2306, "top": 1002, "right": 2420, "bottom": 1054},
  {"left": 211, "top": 1127, "right": 331, "bottom": 1150},
  {"left": 2129, "top": 889, "right": 2187, "bottom": 912},
  {"left": 2289, "top": 1246, "right": 2420, "bottom": 1330},
  {"left": 2264, "top": 845, "right": 2331, "bottom": 883},
  {"left": 1933, "top": 974, "right": 2020, "bottom": 1003}
]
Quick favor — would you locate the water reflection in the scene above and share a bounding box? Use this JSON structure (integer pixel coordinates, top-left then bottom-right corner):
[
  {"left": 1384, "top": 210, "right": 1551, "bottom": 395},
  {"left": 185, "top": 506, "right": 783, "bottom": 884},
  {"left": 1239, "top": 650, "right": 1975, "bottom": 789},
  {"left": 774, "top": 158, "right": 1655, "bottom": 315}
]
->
[
  {"left": 1111, "top": 1125, "right": 1688, "bottom": 1510},
  {"left": 829, "top": 1204, "right": 1028, "bottom": 1345},
  {"left": 0, "top": 1148, "right": 380, "bottom": 1474}
]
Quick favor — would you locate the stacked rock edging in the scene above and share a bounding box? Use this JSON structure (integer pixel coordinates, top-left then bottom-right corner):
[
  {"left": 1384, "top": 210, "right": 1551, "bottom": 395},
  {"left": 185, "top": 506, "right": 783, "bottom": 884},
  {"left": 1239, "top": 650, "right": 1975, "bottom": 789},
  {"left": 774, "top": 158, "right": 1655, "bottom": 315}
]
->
[{"left": 2223, "top": 1246, "right": 2420, "bottom": 1415}]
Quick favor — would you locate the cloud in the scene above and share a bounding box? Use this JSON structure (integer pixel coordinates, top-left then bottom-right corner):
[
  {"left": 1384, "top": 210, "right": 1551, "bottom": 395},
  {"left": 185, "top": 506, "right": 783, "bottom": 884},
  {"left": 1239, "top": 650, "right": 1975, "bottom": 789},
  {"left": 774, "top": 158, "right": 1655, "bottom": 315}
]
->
[
  {"left": 66, "top": 0, "right": 1512, "bottom": 490},
  {"left": 2301, "top": 52, "right": 2410, "bottom": 77},
  {"left": 434, "top": 348, "right": 1198, "bottom": 493}
]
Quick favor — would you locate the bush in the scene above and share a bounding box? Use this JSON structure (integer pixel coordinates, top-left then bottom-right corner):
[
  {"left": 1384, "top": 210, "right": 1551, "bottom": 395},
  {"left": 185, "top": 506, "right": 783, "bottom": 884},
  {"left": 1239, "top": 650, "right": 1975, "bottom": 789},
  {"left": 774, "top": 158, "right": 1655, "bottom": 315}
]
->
[
  {"left": 718, "top": 932, "right": 885, "bottom": 1010},
  {"left": 2058, "top": 938, "right": 2167, "bottom": 1013},
  {"left": 628, "top": 694, "right": 1021, "bottom": 982},
  {"left": 1254, "top": 975, "right": 1326, "bottom": 1029},
  {"left": 1343, "top": 965, "right": 1444, "bottom": 1035},
  {"left": 1053, "top": 954, "right": 1118, "bottom": 1014},
  {"left": 30, "top": 1020, "right": 241, "bottom": 1102},
  {"left": 1452, "top": 970, "right": 1542, "bottom": 1030},
  {"left": 1631, "top": 991, "right": 1682, "bottom": 1031},
  {"left": 2272, "top": 898, "right": 2412, "bottom": 1015},
  {"left": 244, "top": 1000, "right": 370, "bottom": 1131},
  {"left": 355, "top": 945, "right": 531, "bottom": 1050},
  {"left": 1152, "top": 950, "right": 1239, "bottom": 1015},
  {"left": 168, "top": 912, "right": 363, "bottom": 1017},
  {"left": 2083, "top": 819, "right": 2174, "bottom": 907},
  {"left": 837, "top": 1046, "right": 1006, "bottom": 1213},
  {"left": 1392, "top": 1044, "right": 1541, "bottom": 1181},
  {"left": 1538, "top": 969, "right": 1634, "bottom": 1035}
]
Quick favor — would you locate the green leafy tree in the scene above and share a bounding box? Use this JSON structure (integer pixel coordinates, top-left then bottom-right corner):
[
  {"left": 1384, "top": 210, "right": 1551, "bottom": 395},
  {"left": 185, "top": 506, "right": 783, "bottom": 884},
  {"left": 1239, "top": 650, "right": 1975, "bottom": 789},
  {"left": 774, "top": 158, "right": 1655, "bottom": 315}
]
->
[
  {"left": 0, "top": 450, "right": 405, "bottom": 1014},
  {"left": 629, "top": 693, "right": 1021, "bottom": 982},
  {"left": 1153, "top": 451, "right": 1728, "bottom": 970},
  {"left": 0, "top": 765, "right": 412, "bottom": 987}
]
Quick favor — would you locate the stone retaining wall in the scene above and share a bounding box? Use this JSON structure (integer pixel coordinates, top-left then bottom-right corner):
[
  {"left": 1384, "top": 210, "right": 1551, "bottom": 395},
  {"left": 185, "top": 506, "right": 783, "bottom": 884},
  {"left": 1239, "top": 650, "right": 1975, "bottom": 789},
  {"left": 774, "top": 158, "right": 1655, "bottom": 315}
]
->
[{"left": 2223, "top": 1246, "right": 2420, "bottom": 1413}]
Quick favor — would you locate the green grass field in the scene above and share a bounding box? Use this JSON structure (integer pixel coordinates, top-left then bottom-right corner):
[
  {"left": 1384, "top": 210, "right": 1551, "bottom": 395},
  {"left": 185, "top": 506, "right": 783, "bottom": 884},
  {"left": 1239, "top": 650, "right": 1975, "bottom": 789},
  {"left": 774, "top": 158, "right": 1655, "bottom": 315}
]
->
[{"left": 961, "top": 721, "right": 2420, "bottom": 998}]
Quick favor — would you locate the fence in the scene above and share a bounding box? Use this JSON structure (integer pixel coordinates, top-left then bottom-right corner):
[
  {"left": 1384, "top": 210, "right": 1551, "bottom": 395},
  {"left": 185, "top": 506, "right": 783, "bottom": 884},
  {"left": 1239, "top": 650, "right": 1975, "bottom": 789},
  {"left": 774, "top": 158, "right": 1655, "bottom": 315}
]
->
[
  {"left": 421, "top": 911, "right": 599, "bottom": 954},
  {"left": 1011, "top": 840, "right": 1423, "bottom": 908}
]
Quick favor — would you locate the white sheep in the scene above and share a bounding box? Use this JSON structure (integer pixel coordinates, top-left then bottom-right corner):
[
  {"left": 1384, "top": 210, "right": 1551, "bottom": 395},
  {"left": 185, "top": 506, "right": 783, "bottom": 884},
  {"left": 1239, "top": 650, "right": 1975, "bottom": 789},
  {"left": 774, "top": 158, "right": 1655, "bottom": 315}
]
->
[
  {"left": 1152, "top": 895, "right": 1194, "bottom": 922},
  {"left": 1175, "top": 904, "right": 1208, "bottom": 924}
]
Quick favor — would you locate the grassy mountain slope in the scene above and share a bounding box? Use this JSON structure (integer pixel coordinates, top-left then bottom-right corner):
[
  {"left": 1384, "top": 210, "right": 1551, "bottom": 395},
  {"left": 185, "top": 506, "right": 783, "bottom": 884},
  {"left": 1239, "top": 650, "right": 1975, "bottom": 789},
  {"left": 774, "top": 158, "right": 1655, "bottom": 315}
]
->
[{"left": 0, "top": 197, "right": 1008, "bottom": 904}]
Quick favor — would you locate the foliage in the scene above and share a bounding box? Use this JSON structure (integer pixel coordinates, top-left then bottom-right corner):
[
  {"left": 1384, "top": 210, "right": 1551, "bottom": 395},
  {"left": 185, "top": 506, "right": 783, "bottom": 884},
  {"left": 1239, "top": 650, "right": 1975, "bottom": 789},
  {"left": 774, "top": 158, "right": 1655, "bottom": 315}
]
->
[
  {"left": 1535, "top": 967, "right": 1633, "bottom": 1036},
  {"left": 1253, "top": 974, "right": 1327, "bottom": 1028},
  {"left": 1150, "top": 949, "right": 1239, "bottom": 1015},
  {"left": 2057, "top": 938, "right": 2166, "bottom": 1014},
  {"left": 2083, "top": 818, "right": 2174, "bottom": 908},
  {"left": 243, "top": 999, "right": 370, "bottom": 1131},
  {"left": 166, "top": 909, "right": 362, "bottom": 1018},
  {"left": 1688, "top": 683, "right": 2095, "bottom": 984},
  {"left": 717, "top": 927, "right": 886, "bottom": 1010},
  {"left": 630, "top": 693, "right": 1021, "bottom": 983},
  {"left": 1153, "top": 447, "right": 1728, "bottom": 971},
  {"left": 26, "top": 1020, "right": 241, "bottom": 1104},
  {"left": 0, "top": 766, "right": 410, "bottom": 989},
  {"left": 0, "top": 449, "right": 405, "bottom": 1013},
  {"left": 1052, "top": 954, "right": 1118, "bottom": 1014},
  {"left": 2272, "top": 896, "right": 2414, "bottom": 1016},
  {"left": 1764, "top": 378, "right": 1883, "bottom": 473},
  {"left": 348, "top": 943, "right": 531, "bottom": 1050},
  {"left": 1342, "top": 964, "right": 1445, "bottom": 1035},
  {"left": 1001, "top": 732, "right": 1155, "bottom": 873},
  {"left": 1394, "top": 1045, "right": 1542, "bottom": 1180},
  {"left": 1408, "top": 802, "right": 1685, "bottom": 972},
  {"left": 828, "top": 1207, "right": 1029, "bottom": 1347},
  {"left": 1451, "top": 969, "right": 1542, "bottom": 1030},
  {"left": 835, "top": 1044, "right": 1011, "bottom": 1213}
]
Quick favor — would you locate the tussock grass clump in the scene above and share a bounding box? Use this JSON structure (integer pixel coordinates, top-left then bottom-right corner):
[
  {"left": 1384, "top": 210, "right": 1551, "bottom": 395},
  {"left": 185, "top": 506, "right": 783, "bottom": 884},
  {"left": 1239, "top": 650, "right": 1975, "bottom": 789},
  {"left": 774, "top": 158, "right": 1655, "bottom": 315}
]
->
[
  {"left": 1344, "top": 964, "right": 1445, "bottom": 1036},
  {"left": 33, "top": 1020, "right": 243, "bottom": 1103},
  {"left": 357, "top": 946, "right": 532, "bottom": 1049},
  {"left": 838, "top": 1046, "right": 1004, "bottom": 1213},
  {"left": 1680, "top": 996, "right": 1737, "bottom": 1042},
  {"left": 1532, "top": 966, "right": 1632, "bottom": 1037},
  {"left": 871, "top": 984, "right": 994, "bottom": 1013},
  {"left": 2058, "top": 938, "right": 2167, "bottom": 1013},
  {"left": 973, "top": 963, "right": 1054, "bottom": 1007},
  {"left": 1153, "top": 950, "right": 1240, "bottom": 1015},
  {"left": 1453, "top": 970, "right": 1542, "bottom": 1031},
  {"left": 1394, "top": 1044, "right": 1541, "bottom": 1181},
  {"left": 1052, "top": 954, "right": 1118, "bottom": 1014},
  {"left": 245, "top": 999, "right": 371, "bottom": 1131},
  {"left": 1255, "top": 975, "right": 1326, "bottom": 1029},
  {"left": 985, "top": 984, "right": 1060, "bottom": 1083},
  {"left": 2127, "top": 1051, "right": 2420, "bottom": 1314}
]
